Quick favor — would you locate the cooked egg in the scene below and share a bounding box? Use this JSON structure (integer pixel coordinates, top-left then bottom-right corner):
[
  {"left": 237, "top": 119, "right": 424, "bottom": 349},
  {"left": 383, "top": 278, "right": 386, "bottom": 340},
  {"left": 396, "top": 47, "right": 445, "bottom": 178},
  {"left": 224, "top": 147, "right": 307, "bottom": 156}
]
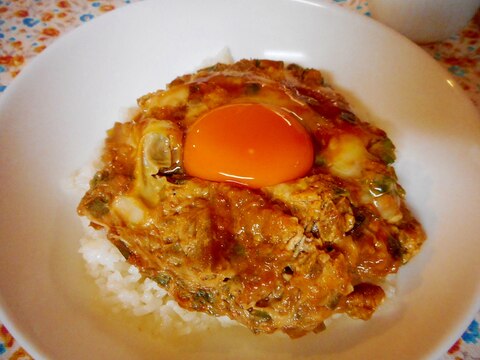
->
[
  {"left": 323, "top": 134, "right": 368, "bottom": 178},
  {"left": 111, "top": 195, "right": 146, "bottom": 225},
  {"left": 183, "top": 103, "right": 314, "bottom": 188}
]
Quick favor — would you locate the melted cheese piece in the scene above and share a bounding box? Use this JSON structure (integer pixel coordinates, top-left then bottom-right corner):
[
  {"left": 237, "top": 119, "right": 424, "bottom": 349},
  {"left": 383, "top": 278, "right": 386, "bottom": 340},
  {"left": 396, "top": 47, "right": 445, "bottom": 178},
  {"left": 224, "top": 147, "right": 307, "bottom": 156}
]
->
[
  {"left": 134, "top": 119, "right": 183, "bottom": 207},
  {"left": 140, "top": 86, "right": 189, "bottom": 110},
  {"left": 324, "top": 134, "right": 368, "bottom": 178},
  {"left": 112, "top": 196, "right": 146, "bottom": 225}
]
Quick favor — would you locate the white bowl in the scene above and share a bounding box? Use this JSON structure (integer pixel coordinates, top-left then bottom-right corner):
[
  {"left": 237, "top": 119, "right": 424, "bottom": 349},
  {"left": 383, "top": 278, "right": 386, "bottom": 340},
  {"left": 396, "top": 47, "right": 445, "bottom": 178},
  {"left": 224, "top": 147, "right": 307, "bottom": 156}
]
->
[{"left": 369, "top": 0, "right": 480, "bottom": 43}]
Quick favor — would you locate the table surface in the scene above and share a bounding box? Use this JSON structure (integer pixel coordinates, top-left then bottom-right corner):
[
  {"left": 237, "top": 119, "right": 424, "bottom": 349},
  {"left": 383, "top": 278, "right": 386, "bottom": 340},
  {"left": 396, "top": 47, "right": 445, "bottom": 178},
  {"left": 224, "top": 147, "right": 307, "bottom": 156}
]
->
[{"left": 0, "top": 0, "right": 479, "bottom": 359}]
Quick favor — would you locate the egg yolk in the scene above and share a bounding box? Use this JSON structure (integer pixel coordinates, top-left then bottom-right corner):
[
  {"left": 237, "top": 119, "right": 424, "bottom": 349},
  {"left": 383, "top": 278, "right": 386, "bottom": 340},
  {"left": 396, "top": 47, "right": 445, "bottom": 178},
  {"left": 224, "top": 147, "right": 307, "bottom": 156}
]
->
[{"left": 183, "top": 103, "right": 314, "bottom": 188}]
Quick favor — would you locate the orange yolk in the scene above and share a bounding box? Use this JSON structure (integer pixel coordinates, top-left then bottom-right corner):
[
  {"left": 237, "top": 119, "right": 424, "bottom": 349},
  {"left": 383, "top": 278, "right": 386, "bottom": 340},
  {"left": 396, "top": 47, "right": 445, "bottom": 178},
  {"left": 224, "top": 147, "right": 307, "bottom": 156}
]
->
[{"left": 183, "top": 103, "right": 314, "bottom": 188}]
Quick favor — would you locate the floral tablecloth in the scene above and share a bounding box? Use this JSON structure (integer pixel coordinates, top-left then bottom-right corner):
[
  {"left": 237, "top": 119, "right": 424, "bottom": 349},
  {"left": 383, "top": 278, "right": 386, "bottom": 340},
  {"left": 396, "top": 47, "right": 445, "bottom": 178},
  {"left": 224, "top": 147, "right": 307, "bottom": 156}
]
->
[{"left": 0, "top": 0, "right": 479, "bottom": 359}]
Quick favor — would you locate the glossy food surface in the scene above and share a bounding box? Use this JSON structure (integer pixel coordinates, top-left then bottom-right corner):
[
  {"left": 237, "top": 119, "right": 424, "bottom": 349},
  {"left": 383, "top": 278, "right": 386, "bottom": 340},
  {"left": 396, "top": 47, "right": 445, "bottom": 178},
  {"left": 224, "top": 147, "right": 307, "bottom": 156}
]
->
[{"left": 184, "top": 103, "right": 314, "bottom": 188}]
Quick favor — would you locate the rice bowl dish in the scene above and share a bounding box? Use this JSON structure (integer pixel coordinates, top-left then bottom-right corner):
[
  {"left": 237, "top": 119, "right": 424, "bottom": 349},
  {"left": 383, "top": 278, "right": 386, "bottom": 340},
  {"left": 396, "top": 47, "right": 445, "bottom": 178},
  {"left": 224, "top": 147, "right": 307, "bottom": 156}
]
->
[{"left": 75, "top": 59, "right": 425, "bottom": 338}]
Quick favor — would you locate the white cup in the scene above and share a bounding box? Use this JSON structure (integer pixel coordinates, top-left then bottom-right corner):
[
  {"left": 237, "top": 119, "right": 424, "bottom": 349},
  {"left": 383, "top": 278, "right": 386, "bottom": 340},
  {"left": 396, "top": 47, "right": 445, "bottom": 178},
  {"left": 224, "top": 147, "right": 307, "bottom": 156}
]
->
[{"left": 369, "top": 0, "right": 480, "bottom": 43}]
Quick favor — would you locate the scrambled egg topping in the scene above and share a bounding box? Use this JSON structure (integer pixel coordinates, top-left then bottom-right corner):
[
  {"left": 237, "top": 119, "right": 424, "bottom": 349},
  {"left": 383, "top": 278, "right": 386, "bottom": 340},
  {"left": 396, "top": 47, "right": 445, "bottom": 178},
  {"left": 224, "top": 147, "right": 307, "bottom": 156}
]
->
[{"left": 78, "top": 59, "right": 425, "bottom": 338}]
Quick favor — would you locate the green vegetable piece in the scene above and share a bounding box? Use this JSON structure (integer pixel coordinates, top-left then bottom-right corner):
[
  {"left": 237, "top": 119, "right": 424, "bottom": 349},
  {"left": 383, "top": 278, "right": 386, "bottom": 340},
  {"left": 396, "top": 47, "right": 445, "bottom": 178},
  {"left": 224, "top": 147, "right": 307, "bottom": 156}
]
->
[
  {"left": 315, "top": 154, "right": 327, "bottom": 167},
  {"left": 152, "top": 273, "right": 171, "bottom": 287},
  {"left": 194, "top": 289, "right": 214, "bottom": 304},
  {"left": 396, "top": 183, "right": 406, "bottom": 198},
  {"left": 387, "top": 236, "right": 404, "bottom": 260},
  {"left": 203, "top": 64, "right": 219, "bottom": 72},
  {"left": 369, "top": 175, "right": 406, "bottom": 199},
  {"left": 251, "top": 309, "right": 272, "bottom": 323},
  {"left": 233, "top": 243, "right": 246, "bottom": 257},
  {"left": 370, "top": 181, "right": 389, "bottom": 196},
  {"left": 370, "top": 138, "right": 396, "bottom": 165},
  {"left": 87, "top": 197, "right": 109, "bottom": 218},
  {"left": 333, "top": 186, "right": 349, "bottom": 197},
  {"left": 370, "top": 176, "right": 396, "bottom": 197},
  {"left": 326, "top": 294, "right": 340, "bottom": 310},
  {"left": 90, "top": 170, "right": 109, "bottom": 188},
  {"left": 339, "top": 111, "right": 357, "bottom": 124},
  {"left": 244, "top": 82, "right": 262, "bottom": 95}
]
